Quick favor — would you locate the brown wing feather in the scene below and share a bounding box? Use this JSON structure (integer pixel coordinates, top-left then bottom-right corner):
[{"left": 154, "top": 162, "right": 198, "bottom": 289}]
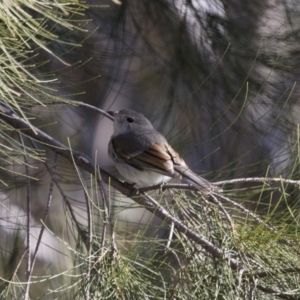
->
[
  {"left": 128, "top": 144, "right": 175, "bottom": 176},
  {"left": 109, "top": 133, "right": 177, "bottom": 177},
  {"left": 132, "top": 144, "right": 174, "bottom": 173},
  {"left": 164, "top": 143, "right": 187, "bottom": 166}
]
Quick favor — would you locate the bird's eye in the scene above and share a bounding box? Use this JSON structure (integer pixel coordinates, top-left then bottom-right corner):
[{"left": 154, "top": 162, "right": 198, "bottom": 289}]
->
[{"left": 126, "top": 117, "right": 134, "bottom": 123}]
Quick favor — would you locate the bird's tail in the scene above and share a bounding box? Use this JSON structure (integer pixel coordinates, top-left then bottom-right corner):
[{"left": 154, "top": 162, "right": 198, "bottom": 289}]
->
[{"left": 175, "top": 166, "right": 221, "bottom": 193}]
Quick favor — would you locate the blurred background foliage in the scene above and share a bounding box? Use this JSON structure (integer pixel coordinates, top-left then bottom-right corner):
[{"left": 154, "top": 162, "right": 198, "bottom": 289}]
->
[{"left": 0, "top": 0, "right": 300, "bottom": 299}]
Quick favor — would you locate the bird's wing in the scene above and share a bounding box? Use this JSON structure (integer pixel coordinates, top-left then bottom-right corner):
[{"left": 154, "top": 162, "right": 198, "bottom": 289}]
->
[
  {"left": 109, "top": 132, "right": 177, "bottom": 177},
  {"left": 110, "top": 132, "right": 220, "bottom": 192}
]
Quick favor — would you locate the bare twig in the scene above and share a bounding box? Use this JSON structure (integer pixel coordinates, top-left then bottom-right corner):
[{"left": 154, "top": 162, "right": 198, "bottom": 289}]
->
[
  {"left": 255, "top": 284, "right": 298, "bottom": 300},
  {"left": 110, "top": 232, "right": 118, "bottom": 265},
  {"left": 43, "top": 100, "right": 115, "bottom": 121},
  {"left": 139, "top": 175, "right": 300, "bottom": 193},
  {"left": 210, "top": 193, "right": 235, "bottom": 232},
  {"left": 215, "top": 177, "right": 300, "bottom": 187},
  {"left": 19, "top": 133, "right": 31, "bottom": 300},
  {"left": 30, "top": 153, "right": 57, "bottom": 277},
  {"left": 83, "top": 182, "right": 92, "bottom": 300},
  {"left": 96, "top": 166, "right": 110, "bottom": 253},
  {"left": 254, "top": 267, "right": 300, "bottom": 279},
  {"left": 139, "top": 183, "right": 199, "bottom": 193},
  {"left": 166, "top": 221, "right": 175, "bottom": 250},
  {"left": 211, "top": 192, "right": 272, "bottom": 229}
]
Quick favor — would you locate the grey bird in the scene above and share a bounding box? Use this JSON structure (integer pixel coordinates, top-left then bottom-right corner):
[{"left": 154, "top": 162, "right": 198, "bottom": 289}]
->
[{"left": 108, "top": 109, "right": 219, "bottom": 192}]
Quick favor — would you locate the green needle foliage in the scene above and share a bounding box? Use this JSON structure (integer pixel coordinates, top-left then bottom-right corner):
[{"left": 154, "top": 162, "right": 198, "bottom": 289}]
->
[{"left": 0, "top": 0, "right": 86, "bottom": 110}]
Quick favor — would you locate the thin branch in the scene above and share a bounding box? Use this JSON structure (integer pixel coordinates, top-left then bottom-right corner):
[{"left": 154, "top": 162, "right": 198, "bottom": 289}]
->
[
  {"left": 30, "top": 153, "right": 57, "bottom": 276},
  {"left": 96, "top": 166, "right": 110, "bottom": 253},
  {"left": 139, "top": 183, "right": 199, "bottom": 193},
  {"left": 43, "top": 100, "right": 115, "bottom": 121},
  {"left": 81, "top": 180, "right": 92, "bottom": 300},
  {"left": 165, "top": 220, "right": 175, "bottom": 249},
  {"left": 255, "top": 284, "right": 298, "bottom": 300},
  {"left": 211, "top": 192, "right": 272, "bottom": 229},
  {"left": 19, "top": 133, "right": 31, "bottom": 300},
  {"left": 138, "top": 176, "right": 300, "bottom": 193},
  {"left": 210, "top": 193, "right": 235, "bottom": 232},
  {"left": 215, "top": 177, "right": 300, "bottom": 187},
  {"left": 110, "top": 232, "right": 118, "bottom": 265},
  {"left": 254, "top": 267, "right": 300, "bottom": 279}
]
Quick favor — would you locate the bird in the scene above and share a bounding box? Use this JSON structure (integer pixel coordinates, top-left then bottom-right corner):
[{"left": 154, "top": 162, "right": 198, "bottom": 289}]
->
[{"left": 107, "top": 108, "right": 219, "bottom": 193}]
